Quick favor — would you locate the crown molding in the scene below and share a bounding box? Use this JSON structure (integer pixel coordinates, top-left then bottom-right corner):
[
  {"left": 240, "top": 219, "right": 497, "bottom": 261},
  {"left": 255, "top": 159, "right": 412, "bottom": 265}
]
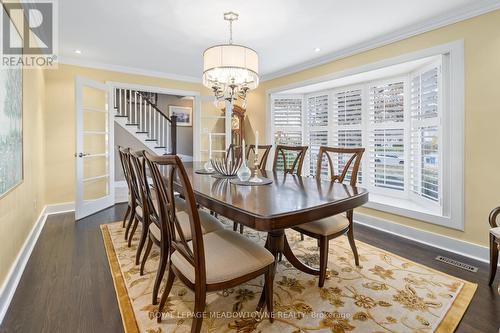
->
[
  {"left": 261, "top": 0, "right": 500, "bottom": 81},
  {"left": 57, "top": 56, "right": 202, "bottom": 84}
]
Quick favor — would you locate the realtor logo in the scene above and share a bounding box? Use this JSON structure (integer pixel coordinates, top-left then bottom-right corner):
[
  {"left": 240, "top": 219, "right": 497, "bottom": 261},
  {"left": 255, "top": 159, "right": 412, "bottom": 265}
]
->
[{"left": 1, "top": 0, "right": 58, "bottom": 68}]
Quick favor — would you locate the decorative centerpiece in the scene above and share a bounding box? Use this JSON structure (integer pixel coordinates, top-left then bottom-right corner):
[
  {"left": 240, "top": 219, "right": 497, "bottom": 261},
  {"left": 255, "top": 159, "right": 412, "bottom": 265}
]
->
[
  {"left": 236, "top": 139, "right": 251, "bottom": 181},
  {"left": 230, "top": 131, "right": 273, "bottom": 186},
  {"left": 248, "top": 130, "right": 263, "bottom": 183},
  {"left": 211, "top": 153, "right": 242, "bottom": 178}
]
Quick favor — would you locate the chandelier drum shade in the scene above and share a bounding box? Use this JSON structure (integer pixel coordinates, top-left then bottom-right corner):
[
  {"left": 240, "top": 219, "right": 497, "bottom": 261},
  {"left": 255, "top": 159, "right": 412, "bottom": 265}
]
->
[
  {"left": 202, "top": 45, "right": 259, "bottom": 90},
  {"left": 202, "top": 12, "right": 259, "bottom": 108}
]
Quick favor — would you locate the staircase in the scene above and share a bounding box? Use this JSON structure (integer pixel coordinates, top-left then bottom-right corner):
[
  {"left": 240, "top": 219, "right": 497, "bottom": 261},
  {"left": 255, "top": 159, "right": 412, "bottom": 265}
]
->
[{"left": 113, "top": 88, "right": 182, "bottom": 157}]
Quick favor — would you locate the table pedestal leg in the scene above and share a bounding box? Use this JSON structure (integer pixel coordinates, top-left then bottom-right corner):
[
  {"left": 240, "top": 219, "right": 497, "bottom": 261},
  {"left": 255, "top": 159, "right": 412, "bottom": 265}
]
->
[
  {"left": 283, "top": 234, "right": 320, "bottom": 276},
  {"left": 257, "top": 230, "right": 320, "bottom": 311}
]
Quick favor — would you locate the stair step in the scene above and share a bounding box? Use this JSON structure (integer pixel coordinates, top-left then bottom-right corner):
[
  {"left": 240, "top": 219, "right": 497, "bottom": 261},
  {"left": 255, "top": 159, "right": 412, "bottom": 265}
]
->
[
  {"left": 145, "top": 139, "right": 157, "bottom": 142},
  {"left": 136, "top": 131, "right": 148, "bottom": 134},
  {"left": 115, "top": 115, "right": 128, "bottom": 118},
  {"left": 155, "top": 146, "right": 166, "bottom": 149},
  {"left": 126, "top": 123, "right": 139, "bottom": 126}
]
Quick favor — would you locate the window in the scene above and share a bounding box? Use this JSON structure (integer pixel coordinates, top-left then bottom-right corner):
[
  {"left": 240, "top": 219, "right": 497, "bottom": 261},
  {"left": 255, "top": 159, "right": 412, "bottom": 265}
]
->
[
  {"left": 269, "top": 42, "right": 464, "bottom": 230},
  {"left": 305, "top": 94, "right": 329, "bottom": 175},
  {"left": 367, "top": 80, "right": 406, "bottom": 192},
  {"left": 331, "top": 88, "right": 363, "bottom": 183},
  {"left": 410, "top": 65, "right": 441, "bottom": 203},
  {"left": 272, "top": 97, "right": 303, "bottom": 171}
]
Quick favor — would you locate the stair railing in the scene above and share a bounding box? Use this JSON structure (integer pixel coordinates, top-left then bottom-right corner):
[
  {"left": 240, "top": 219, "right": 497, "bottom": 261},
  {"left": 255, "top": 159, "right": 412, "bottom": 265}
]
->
[{"left": 114, "top": 88, "right": 177, "bottom": 155}]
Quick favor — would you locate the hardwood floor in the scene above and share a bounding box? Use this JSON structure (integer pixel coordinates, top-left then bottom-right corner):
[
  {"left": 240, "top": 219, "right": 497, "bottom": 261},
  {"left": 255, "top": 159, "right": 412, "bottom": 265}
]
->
[{"left": 1, "top": 203, "right": 499, "bottom": 332}]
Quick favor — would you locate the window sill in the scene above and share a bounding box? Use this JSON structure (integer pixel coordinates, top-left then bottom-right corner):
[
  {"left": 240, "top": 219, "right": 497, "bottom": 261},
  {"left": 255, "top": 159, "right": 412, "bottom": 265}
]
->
[{"left": 362, "top": 193, "right": 461, "bottom": 230}]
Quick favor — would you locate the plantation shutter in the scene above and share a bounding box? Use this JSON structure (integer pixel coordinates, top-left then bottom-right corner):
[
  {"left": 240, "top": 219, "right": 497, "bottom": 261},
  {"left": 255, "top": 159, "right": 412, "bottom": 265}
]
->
[
  {"left": 331, "top": 89, "right": 363, "bottom": 183},
  {"left": 410, "top": 65, "right": 441, "bottom": 202},
  {"left": 305, "top": 94, "right": 329, "bottom": 176},
  {"left": 367, "top": 81, "right": 405, "bottom": 191},
  {"left": 273, "top": 97, "right": 303, "bottom": 171}
]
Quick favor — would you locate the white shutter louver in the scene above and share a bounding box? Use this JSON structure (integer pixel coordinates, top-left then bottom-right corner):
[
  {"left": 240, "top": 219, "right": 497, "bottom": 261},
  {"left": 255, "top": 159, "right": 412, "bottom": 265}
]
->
[
  {"left": 332, "top": 89, "right": 363, "bottom": 183},
  {"left": 306, "top": 95, "right": 329, "bottom": 176},
  {"left": 273, "top": 97, "right": 303, "bottom": 171},
  {"left": 410, "top": 66, "right": 440, "bottom": 203},
  {"left": 273, "top": 98, "right": 302, "bottom": 128},
  {"left": 368, "top": 81, "right": 405, "bottom": 191}
]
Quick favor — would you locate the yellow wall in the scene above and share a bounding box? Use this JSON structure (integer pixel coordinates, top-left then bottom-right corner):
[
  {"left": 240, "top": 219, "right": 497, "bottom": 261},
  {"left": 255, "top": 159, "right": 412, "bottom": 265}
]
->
[
  {"left": 44, "top": 64, "right": 208, "bottom": 204},
  {"left": 0, "top": 67, "right": 46, "bottom": 287},
  {"left": 245, "top": 10, "right": 500, "bottom": 247}
]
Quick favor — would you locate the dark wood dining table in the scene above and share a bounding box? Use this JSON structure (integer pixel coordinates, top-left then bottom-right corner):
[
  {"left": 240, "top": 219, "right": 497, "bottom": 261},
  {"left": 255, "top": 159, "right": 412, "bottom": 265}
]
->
[{"left": 171, "top": 162, "right": 369, "bottom": 278}]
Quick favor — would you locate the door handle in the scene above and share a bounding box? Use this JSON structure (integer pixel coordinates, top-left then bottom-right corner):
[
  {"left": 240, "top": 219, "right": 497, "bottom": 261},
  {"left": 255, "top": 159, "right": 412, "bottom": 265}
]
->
[{"left": 75, "top": 152, "right": 90, "bottom": 158}]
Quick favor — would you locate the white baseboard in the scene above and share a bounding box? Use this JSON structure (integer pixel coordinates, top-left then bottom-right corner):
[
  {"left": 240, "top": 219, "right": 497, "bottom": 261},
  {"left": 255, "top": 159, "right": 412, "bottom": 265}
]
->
[
  {"left": 0, "top": 203, "right": 75, "bottom": 325},
  {"left": 44, "top": 202, "right": 75, "bottom": 215},
  {"left": 353, "top": 212, "right": 492, "bottom": 265}
]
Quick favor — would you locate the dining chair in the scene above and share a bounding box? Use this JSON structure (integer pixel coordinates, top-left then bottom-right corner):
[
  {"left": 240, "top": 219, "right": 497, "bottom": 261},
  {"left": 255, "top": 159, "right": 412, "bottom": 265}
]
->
[
  {"left": 292, "top": 146, "right": 364, "bottom": 287},
  {"left": 119, "top": 148, "right": 143, "bottom": 245},
  {"left": 142, "top": 152, "right": 225, "bottom": 305},
  {"left": 117, "top": 146, "right": 132, "bottom": 228},
  {"left": 231, "top": 144, "right": 274, "bottom": 234},
  {"left": 272, "top": 144, "right": 309, "bottom": 242},
  {"left": 272, "top": 145, "right": 308, "bottom": 175},
  {"left": 489, "top": 206, "right": 500, "bottom": 286},
  {"left": 226, "top": 143, "right": 242, "bottom": 161},
  {"left": 146, "top": 154, "right": 275, "bottom": 332},
  {"left": 246, "top": 144, "right": 272, "bottom": 170}
]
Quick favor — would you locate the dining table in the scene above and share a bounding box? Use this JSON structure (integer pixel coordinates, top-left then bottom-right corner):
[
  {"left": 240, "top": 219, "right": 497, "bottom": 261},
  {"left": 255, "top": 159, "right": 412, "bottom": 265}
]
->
[{"left": 168, "top": 161, "right": 369, "bottom": 278}]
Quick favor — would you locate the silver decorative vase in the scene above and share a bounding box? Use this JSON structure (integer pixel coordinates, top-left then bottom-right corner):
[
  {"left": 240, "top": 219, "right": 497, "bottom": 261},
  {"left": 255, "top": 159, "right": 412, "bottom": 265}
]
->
[
  {"left": 204, "top": 160, "right": 214, "bottom": 172},
  {"left": 237, "top": 161, "right": 251, "bottom": 181}
]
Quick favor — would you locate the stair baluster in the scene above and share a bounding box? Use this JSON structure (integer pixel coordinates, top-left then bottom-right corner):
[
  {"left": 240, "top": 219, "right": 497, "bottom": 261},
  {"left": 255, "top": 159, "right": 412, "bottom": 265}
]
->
[{"left": 114, "top": 88, "right": 177, "bottom": 155}]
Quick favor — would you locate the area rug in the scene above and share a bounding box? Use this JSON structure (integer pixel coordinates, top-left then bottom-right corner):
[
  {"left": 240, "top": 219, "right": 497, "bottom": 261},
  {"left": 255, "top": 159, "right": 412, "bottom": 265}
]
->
[{"left": 101, "top": 218, "right": 476, "bottom": 333}]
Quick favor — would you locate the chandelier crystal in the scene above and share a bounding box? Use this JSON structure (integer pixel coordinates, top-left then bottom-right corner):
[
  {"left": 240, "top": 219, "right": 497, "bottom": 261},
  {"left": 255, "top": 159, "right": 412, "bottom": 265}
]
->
[{"left": 203, "top": 12, "right": 259, "bottom": 109}]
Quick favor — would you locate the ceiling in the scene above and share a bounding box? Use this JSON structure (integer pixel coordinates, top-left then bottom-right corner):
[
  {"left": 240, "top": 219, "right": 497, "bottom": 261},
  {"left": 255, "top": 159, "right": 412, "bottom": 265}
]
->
[{"left": 59, "top": 0, "right": 500, "bottom": 81}]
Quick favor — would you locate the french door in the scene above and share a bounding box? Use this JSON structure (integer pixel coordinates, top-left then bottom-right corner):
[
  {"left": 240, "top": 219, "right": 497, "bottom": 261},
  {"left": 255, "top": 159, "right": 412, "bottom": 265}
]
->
[
  {"left": 75, "top": 77, "right": 115, "bottom": 220},
  {"left": 193, "top": 96, "right": 232, "bottom": 161}
]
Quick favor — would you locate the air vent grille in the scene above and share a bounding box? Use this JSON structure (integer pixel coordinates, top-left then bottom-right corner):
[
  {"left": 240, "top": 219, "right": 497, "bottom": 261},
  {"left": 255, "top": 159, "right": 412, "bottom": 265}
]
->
[{"left": 435, "top": 256, "right": 478, "bottom": 272}]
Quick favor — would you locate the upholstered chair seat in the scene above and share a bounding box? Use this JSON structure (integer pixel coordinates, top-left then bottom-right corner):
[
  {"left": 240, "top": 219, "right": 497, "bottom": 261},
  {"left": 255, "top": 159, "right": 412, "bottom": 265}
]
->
[
  {"left": 171, "top": 229, "right": 275, "bottom": 284},
  {"left": 148, "top": 210, "right": 224, "bottom": 241},
  {"left": 296, "top": 214, "right": 349, "bottom": 236}
]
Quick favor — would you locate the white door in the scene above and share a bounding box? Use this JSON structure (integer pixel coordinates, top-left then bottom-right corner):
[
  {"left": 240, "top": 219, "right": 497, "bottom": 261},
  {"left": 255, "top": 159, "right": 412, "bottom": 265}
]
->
[
  {"left": 75, "top": 77, "right": 115, "bottom": 220},
  {"left": 193, "top": 96, "right": 232, "bottom": 161}
]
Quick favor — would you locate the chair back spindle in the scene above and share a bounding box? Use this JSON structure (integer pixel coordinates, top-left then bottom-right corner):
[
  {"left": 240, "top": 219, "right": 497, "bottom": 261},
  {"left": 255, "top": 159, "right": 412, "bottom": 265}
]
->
[
  {"left": 273, "top": 145, "right": 308, "bottom": 175},
  {"left": 316, "top": 146, "right": 364, "bottom": 186},
  {"left": 247, "top": 144, "right": 272, "bottom": 170}
]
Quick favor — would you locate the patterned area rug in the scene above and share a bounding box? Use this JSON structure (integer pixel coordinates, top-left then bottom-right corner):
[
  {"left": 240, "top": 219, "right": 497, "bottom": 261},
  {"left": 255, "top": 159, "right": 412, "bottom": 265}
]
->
[{"left": 101, "top": 218, "right": 476, "bottom": 333}]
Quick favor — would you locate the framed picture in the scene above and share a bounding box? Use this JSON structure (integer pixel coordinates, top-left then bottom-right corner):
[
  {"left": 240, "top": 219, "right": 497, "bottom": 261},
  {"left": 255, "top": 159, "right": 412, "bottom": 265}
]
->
[
  {"left": 0, "top": 3, "right": 23, "bottom": 198},
  {"left": 169, "top": 105, "right": 192, "bottom": 127}
]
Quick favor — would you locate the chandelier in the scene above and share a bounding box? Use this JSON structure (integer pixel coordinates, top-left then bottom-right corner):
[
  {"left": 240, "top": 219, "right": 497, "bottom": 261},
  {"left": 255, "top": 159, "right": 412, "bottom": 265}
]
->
[{"left": 202, "top": 12, "right": 259, "bottom": 109}]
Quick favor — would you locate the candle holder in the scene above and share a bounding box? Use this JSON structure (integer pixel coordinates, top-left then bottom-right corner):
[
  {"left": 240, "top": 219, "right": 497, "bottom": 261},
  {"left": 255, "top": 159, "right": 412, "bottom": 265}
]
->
[{"left": 248, "top": 152, "right": 263, "bottom": 183}]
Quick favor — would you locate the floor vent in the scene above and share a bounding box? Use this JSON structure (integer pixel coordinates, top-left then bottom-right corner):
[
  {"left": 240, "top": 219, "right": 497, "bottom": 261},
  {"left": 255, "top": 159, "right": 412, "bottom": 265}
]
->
[{"left": 435, "top": 256, "right": 478, "bottom": 272}]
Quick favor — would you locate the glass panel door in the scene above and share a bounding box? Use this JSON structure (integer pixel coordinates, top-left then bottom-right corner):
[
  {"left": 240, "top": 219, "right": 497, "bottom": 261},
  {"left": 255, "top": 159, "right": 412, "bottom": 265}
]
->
[
  {"left": 75, "top": 77, "right": 114, "bottom": 219},
  {"left": 194, "top": 96, "right": 231, "bottom": 161}
]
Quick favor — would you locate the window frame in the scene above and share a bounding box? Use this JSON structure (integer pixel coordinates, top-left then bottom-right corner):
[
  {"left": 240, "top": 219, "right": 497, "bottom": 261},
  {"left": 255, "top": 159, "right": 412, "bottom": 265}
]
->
[{"left": 266, "top": 41, "right": 464, "bottom": 230}]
